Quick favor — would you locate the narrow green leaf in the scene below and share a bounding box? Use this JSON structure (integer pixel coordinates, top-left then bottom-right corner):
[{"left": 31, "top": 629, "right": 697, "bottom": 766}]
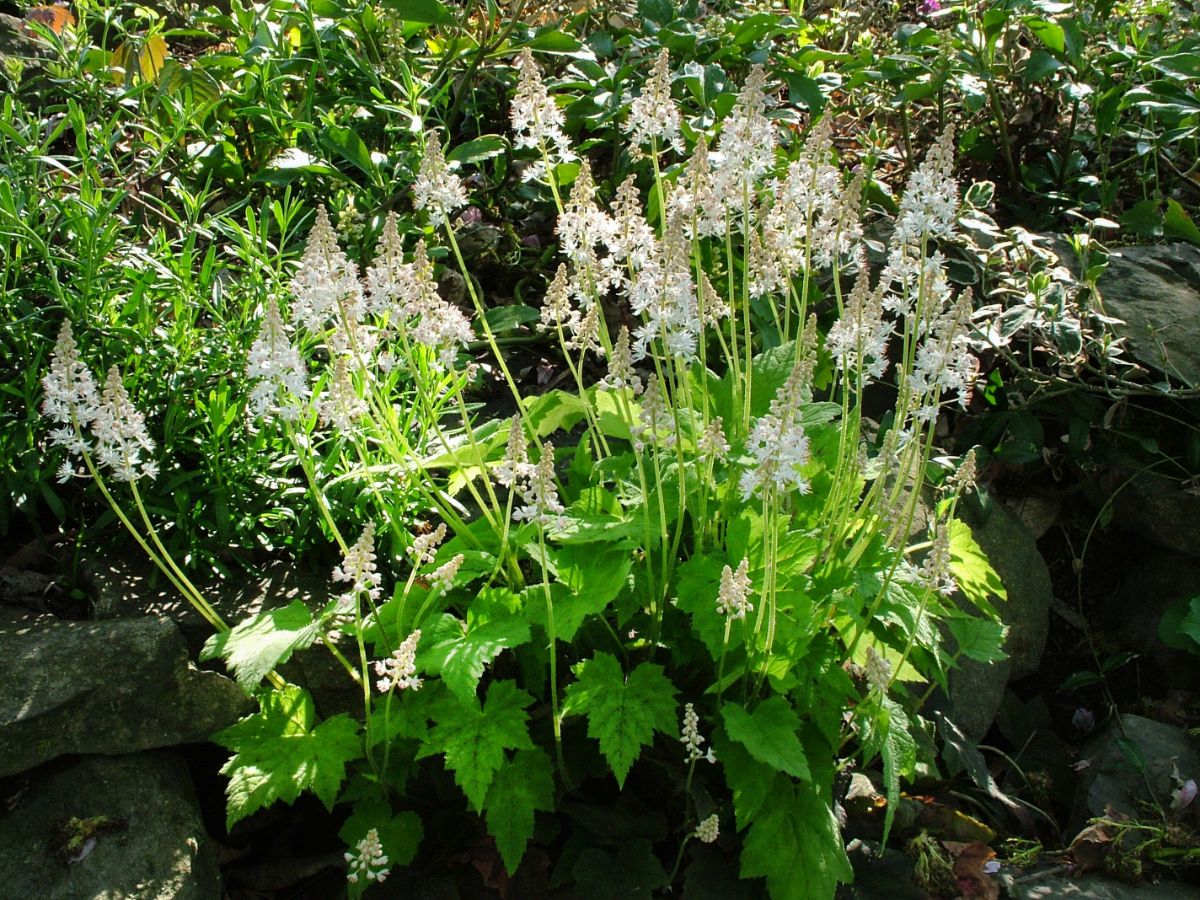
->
[
  {"left": 318, "top": 125, "right": 377, "bottom": 181},
  {"left": 379, "top": 0, "right": 455, "bottom": 24}
]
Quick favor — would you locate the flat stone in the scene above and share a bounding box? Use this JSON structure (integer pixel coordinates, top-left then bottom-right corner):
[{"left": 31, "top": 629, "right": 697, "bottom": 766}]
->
[
  {"left": 1075, "top": 714, "right": 1200, "bottom": 822},
  {"left": 0, "top": 751, "right": 220, "bottom": 899},
  {"left": 1048, "top": 239, "right": 1200, "bottom": 388},
  {"left": 944, "top": 497, "right": 1054, "bottom": 740},
  {"left": 0, "top": 617, "right": 250, "bottom": 777},
  {"left": 1011, "top": 871, "right": 1199, "bottom": 899},
  {"left": 87, "top": 555, "right": 359, "bottom": 717}
]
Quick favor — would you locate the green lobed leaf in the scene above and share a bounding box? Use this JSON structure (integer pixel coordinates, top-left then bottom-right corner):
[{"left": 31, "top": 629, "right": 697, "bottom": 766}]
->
[
  {"left": 948, "top": 616, "right": 1009, "bottom": 663},
  {"left": 740, "top": 777, "right": 853, "bottom": 900},
  {"left": 563, "top": 653, "right": 678, "bottom": 787},
  {"left": 422, "top": 602, "right": 530, "bottom": 702},
  {"left": 200, "top": 599, "right": 321, "bottom": 690},
  {"left": 713, "top": 728, "right": 775, "bottom": 829},
  {"left": 213, "top": 684, "right": 362, "bottom": 829},
  {"left": 484, "top": 748, "right": 556, "bottom": 874},
  {"left": 338, "top": 799, "right": 424, "bottom": 869},
  {"left": 949, "top": 517, "right": 1007, "bottom": 615},
  {"left": 418, "top": 680, "right": 534, "bottom": 811},
  {"left": 721, "top": 698, "right": 811, "bottom": 781}
]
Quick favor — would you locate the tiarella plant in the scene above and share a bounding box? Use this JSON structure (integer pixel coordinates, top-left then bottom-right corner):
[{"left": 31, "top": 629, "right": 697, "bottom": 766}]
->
[{"left": 41, "top": 52, "right": 1009, "bottom": 899}]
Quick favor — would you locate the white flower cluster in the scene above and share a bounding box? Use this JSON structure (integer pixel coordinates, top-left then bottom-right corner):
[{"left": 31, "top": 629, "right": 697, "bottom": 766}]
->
[
  {"left": 409, "top": 522, "right": 447, "bottom": 565},
  {"left": 41, "top": 321, "right": 158, "bottom": 484},
  {"left": 246, "top": 300, "right": 309, "bottom": 423},
  {"left": 739, "top": 352, "right": 814, "bottom": 501},
  {"left": 694, "top": 814, "right": 720, "bottom": 844},
  {"left": 863, "top": 646, "right": 893, "bottom": 693},
  {"left": 918, "top": 522, "right": 957, "bottom": 597},
  {"left": 624, "top": 49, "right": 683, "bottom": 156},
  {"left": 894, "top": 125, "right": 958, "bottom": 247},
  {"left": 495, "top": 415, "right": 532, "bottom": 488},
  {"left": 711, "top": 64, "right": 776, "bottom": 217},
  {"left": 630, "top": 375, "right": 675, "bottom": 452},
  {"left": 93, "top": 367, "right": 159, "bottom": 482},
  {"left": 413, "top": 130, "right": 468, "bottom": 227},
  {"left": 345, "top": 828, "right": 390, "bottom": 884},
  {"left": 600, "top": 327, "right": 643, "bottom": 395},
  {"left": 289, "top": 206, "right": 363, "bottom": 332},
  {"left": 316, "top": 356, "right": 368, "bottom": 431},
  {"left": 428, "top": 553, "right": 465, "bottom": 593},
  {"left": 715, "top": 557, "right": 753, "bottom": 620},
  {"left": 511, "top": 443, "right": 568, "bottom": 530},
  {"left": 510, "top": 48, "right": 576, "bottom": 181},
  {"left": 374, "top": 630, "right": 423, "bottom": 693},
  {"left": 825, "top": 266, "right": 892, "bottom": 381},
  {"left": 681, "top": 702, "right": 715, "bottom": 763},
  {"left": 332, "top": 523, "right": 383, "bottom": 614}
]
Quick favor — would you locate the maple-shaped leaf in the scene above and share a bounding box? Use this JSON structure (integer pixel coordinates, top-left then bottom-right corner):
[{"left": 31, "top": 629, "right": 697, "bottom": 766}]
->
[
  {"left": 721, "top": 697, "right": 811, "bottom": 781},
  {"left": 562, "top": 653, "right": 678, "bottom": 787},
  {"left": 213, "top": 684, "right": 362, "bottom": 829},
  {"left": 484, "top": 748, "right": 555, "bottom": 874},
  {"left": 201, "top": 600, "right": 322, "bottom": 691},
  {"left": 417, "top": 679, "right": 534, "bottom": 811},
  {"left": 740, "top": 776, "right": 852, "bottom": 900},
  {"left": 338, "top": 798, "right": 423, "bottom": 869},
  {"left": 712, "top": 727, "right": 776, "bottom": 830},
  {"left": 423, "top": 604, "right": 530, "bottom": 703}
]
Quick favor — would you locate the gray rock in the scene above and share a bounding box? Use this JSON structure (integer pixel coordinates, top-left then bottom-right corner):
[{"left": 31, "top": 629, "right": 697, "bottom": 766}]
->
[
  {"left": 1103, "top": 463, "right": 1200, "bottom": 560},
  {"left": 1011, "top": 871, "right": 1200, "bottom": 899},
  {"left": 1049, "top": 239, "right": 1200, "bottom": 388},
  {"left": 87, "top": 555, "right": 359, "bottom": 717},
  {"left": 1106, "top": 551, "right": 1200, "bottom": 684},
  {"left": 0, "top": 751, "right": 220, "bottom": 899},
  {"left": 1075, "top": 714, "right": 1200, "bottom": 821},
  {"left": 946, "top": 498, "right": 1054, "bottom": 740},
  {"left": 965, "top": 499, "right": 1053, "bottom": 679},
  {"left": 0, "top": 617, "right": 250, "bottom": 777}
]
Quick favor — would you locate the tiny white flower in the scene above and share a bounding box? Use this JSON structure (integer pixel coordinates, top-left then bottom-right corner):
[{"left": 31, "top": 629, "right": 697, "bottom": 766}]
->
[
  {"left": 374, "top": 630, "right": 423, "bottom": 693},
  {"left": 715, "top": 558, "right": 753, "bottom": 620},
  {"left": 694, "top": 814, "right": 719, "bottom": 844},
  {"left": 413, "top": 129, "right": 467, "bottom": 227},
  {"left": 345, "top": 828, "right": 390, "bottom": 884}
]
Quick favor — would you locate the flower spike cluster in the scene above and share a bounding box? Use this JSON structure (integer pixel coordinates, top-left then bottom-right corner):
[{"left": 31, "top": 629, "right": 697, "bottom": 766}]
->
[{"left": 42, "top": 322, "right": 160, "bottom": 484}]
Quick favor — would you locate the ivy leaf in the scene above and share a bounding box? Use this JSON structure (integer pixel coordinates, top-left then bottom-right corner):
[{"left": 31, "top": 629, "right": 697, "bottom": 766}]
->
[
  {"left": 213, "top": 684, "right": 361, "bottom": 829},
  {"left": 563, "top": 653, "right": 678, "bottom": 787},
  {"left": 418, "top": 680, "right": 534, "bottom": 811},
  {"left": 484, "top": 748, "right": 556, "bottom": 874},
  {"left": 338, "top": 799, "right": 424, "bottom": 869},
  {"left": 741, "top": 777, "right": 852, "bottom": 900},
  {"left": 721, "top": 698, "right": 811, "bottom": 781},
  {"left": 423, "top": 604, "right": 530, "bottom": 703},
  {"left": 200, "top": 600, "right": 322, "bottom": 691}
]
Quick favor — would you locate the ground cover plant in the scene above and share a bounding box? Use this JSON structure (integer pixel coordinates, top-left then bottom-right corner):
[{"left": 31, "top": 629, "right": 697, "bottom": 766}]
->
[
  {"left": 5, "top": 0, "right": 1200, "bottom": 895},
  {"left": 37, "top": 45, "right": 1011, "bottom": 895}
]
